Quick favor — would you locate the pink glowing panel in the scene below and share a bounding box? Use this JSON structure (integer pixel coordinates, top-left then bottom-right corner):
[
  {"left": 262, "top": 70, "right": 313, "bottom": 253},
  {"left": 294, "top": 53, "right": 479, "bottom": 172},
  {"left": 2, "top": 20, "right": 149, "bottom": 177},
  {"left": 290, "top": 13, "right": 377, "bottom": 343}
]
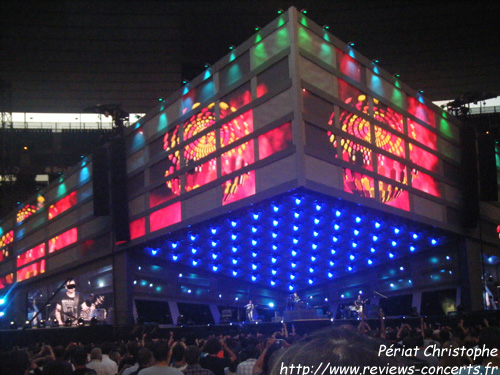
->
[
  {"left": 0, "top": 273, "right": 13, "bottom": 289},
  {"left": 49, "top": 191, "right": 77, "bottom": 220},
  {"left": 407, "top": 96, "right": 435, "bottom": 127},
  {"left": 222, "top": 170, "right": 256, "bottom": 206},
  {"left": 149, "top": 184, "right": 179, "bottom": 208},
  {"left": 185, "top": 158, "right": 217, "bottom": 192},
  {"left": 336, "top": 48, "right": 361, "bottom": 82},
  {"left": 340, "top": 138, "right": 373, "bottom": 171},
  {"left": 379, "top": 182, "right": 410, "bottom": 211},
  {"left": 221, "top": 140, "right": 254, "bottom": 176},
  {"left": 411, "top": 169, "right": 440, "bottom": 197},
  {"left": 374, "top": 126, "right": 406, "bottom": 158},
  {"left": 130, "top": 217, "right": 146, "bottom": 240},
  {"left": 373, "top": 99, "right": 404, "bottom": 134},
  {"left": 17, "top": 260, "right": 45, "bottom": 282},
  {"left": 149, "top": 202, "right": 181, "bottom": 232},
  {"left": 338, "top": 80, "right": 362, "bottom": 109},
  {"left": 220, "top": 89, "right": 252, "bottom": 120},
  {"left": 409, "top": 144, "right": 439, "bottom": 173},
  {"left": 408, "top": 119, "right": 437, "bottom": 151},
  {"left": 221, "top": 110, "right": 253, "bottom": 147},
  {"left": 17, "top": 243, "right": 45, "bottom": 267},
  {"left": 343, "top": 169, "right": 375, "bottom": 198},
  {"left": 258, "top": 122, "right": 293, "bottom": 160},
  {"left": 377, "top": 155, "right": 407, "bottom": 184},
  {"left": 256, "top": 83, "right": 269, "bottom": 98},
  {"left": 48, "top": 227, "right": 78, "bottom": 253},
  {"left": 181, "top": 90, "right": 196, "bottom": 115}
]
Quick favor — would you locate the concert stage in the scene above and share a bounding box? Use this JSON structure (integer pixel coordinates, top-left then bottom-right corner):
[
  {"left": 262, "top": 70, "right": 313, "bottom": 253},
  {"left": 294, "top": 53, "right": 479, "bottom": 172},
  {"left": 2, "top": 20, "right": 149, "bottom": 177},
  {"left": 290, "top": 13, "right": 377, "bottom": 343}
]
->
[
  {"left": 283, "top": 308, "right": 328, "bottom": 322},
  {"left": 0, "top": 313, "right": 472, "bottom": 350}
]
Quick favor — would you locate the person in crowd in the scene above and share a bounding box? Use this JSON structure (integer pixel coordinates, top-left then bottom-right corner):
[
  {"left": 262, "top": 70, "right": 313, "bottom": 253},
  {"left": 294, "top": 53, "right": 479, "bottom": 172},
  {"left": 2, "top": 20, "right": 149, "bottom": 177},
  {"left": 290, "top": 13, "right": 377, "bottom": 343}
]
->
[
  {"left": 200, "top": 338, "right": 237, "bottom": 375},
  {"left": 120, "top": 342, "right": 140, "bottom": 375},
  {"left": 87, "top": 347, "right": 114, "bottom": 375},
  {"left": 235, "top": 346, "right": 258, "bottom": 375},
  {"left": 170, "top": 342, "right": 187, "bottom": 371},
  {"left": 72, "top": 348, "right": 97, "bottom": 375},
  {"left": 0, "top": 349, "right": 31, "bottom": 375},
  {"left": 269, "top": 326, "right": 425, "bottom": 375},
  {"left": 138, "top": 341, "right": 183, "bottom": 375},
  {"left": 40, "top": 345, "right": 73, "bottom": 375},
  {"left": 100, "top": 342, "right": 119, "bottom": 375},
  {"left": 182, "top": 346, "right": 214, "bottom": 375},
  {"left": 129, "top": 348, "right": 153, "bottom": 375}
]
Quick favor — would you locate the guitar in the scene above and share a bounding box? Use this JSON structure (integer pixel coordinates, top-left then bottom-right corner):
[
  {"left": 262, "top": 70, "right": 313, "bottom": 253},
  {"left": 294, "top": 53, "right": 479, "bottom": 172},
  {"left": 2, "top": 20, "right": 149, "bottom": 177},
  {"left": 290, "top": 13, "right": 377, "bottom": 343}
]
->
[
  {"left": 354, "top": 299, "right": 367, "bottom": 313},
  {"left": 80, "top": 295, "right": 105, "bottom": 320},
  {"left": 245, "top": 304, "right": 257, "bottom": 312}
]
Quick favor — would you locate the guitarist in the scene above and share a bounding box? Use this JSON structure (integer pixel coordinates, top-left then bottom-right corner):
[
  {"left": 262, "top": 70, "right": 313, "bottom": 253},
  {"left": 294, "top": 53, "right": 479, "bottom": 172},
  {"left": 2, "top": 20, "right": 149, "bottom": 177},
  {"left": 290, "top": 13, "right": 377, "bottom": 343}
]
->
[
  {"left": 54, "top": 279, "right": 104, "bottom": 324},
  {"left": 354, "top": 294, "right": 366, "bottom": 316},
  {"left": 245, "top": 300, "right": 257, "bottom": 322}
]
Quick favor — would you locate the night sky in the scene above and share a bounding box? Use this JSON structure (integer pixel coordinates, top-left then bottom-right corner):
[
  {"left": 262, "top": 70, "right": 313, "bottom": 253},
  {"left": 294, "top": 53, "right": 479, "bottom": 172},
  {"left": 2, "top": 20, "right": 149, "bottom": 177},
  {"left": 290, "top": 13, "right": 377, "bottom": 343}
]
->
[{"left": 1, "top": 0, "right": 499, "bottom": 114}]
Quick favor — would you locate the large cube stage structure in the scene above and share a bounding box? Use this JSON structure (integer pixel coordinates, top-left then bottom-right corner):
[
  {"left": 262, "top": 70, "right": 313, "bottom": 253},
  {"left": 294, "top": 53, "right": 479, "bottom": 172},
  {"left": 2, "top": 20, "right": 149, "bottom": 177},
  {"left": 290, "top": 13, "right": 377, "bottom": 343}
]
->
[{"left": 1, "top": 7, "right": 499, "bottom": 326}]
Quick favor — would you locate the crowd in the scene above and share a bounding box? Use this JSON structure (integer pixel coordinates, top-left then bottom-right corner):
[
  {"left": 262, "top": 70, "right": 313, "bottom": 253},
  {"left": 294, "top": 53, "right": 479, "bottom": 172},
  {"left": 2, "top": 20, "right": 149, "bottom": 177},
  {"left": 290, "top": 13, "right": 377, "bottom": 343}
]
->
[{"left": 1, "top": 310, "right": 499, "bottom": 375}]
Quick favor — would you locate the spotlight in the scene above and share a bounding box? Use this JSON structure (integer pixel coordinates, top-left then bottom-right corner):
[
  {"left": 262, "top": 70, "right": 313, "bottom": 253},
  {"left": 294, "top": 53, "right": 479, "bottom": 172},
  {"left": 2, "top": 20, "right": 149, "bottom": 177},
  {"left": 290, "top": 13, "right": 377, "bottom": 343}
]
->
[
  {"left": 322, "top": 25, "right": 330, "bottom": 30},
  {"left": 277, "top": 9, "right": 284, "bottom": 14},
  {"left": 348, "top": 41, "right": 355, "bottom": 47},
  {"left": 90, "top": 317, "right": 98, "bottom": 326},
  {"left": 300, "top": 8, "right": 307, "bottom": 14},
  {"left": 228, "top": 45, "right": 235, "bottom": 50},
  {"left": 204, "top": 63, "right": 210, "bottom": 68},
  {"left": 372, "top": 59, "right": 380, "bottom": 64},
  {"left": 10, "top": 321, "right": 17, "bottom": 329},
  {"left": 394, "top": 73, "right": 401, "bottom": 78},
  {"left": 254, "top": 26, "right": 261, "bottom": 31},
  {"left": 51, "top": 318, "right": 59, "bottom": 328},
  {"left": 38, "top": 319, "right": 47, "bottom": 328},
  {"left": 65, "top": 318, "right": 72, "bottom": 327},
  {"left": 182, "top": 79, "right": 189, "bottom": 85}
]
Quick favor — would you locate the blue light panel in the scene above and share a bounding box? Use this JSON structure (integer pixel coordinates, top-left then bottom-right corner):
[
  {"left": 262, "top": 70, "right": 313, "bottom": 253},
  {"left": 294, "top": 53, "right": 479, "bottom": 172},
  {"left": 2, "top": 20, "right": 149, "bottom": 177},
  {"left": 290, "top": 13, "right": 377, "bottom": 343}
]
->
[{"left": 145, "top": 190, "right": 450, "bottom": 292}]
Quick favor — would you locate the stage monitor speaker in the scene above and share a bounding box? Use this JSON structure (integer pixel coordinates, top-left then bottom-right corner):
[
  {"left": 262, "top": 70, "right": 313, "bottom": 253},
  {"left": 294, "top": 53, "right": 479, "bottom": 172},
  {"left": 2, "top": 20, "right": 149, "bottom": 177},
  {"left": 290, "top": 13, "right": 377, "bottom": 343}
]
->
[
  {"left": 109, "top": 136, "right": 130, "bottom": 242},
  {"left": 477, "top": 133, "right": 498, "bottom": 201},
  {"left": 92, "top": 145, "right": 110, "bottom": 216}
]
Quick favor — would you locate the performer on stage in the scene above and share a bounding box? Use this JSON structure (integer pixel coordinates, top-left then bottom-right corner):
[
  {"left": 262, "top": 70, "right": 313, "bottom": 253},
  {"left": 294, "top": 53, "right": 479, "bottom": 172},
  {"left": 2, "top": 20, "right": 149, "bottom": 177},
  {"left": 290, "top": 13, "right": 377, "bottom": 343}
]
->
[
  {"left": 292, "top": 292, "right": 302, "bottom": 309},
  {"left": 54, "top": 278, "right": 104, "bottom": 324},
  {"left": 354, "top": 294, "right": 366, "bottom": 315},
  {"left": 245, "top": 300, "right": 256, "bottom": 321}
]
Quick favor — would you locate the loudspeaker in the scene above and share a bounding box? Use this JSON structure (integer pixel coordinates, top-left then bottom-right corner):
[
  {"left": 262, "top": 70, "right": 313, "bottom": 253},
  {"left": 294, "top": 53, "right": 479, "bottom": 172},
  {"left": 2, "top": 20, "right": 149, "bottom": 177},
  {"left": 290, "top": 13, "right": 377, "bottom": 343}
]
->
[
  {"left": 460, "top": 122, "right": 479, "bottom": 228},
  {"left": 477, "top": 133, "right": 498, "bottom": 201},
  {"left": 109, "top": 136, "right": 130, "bottom": 242},
  {"left": 92, "top": 145, "right": 110, "bottom": 216}
]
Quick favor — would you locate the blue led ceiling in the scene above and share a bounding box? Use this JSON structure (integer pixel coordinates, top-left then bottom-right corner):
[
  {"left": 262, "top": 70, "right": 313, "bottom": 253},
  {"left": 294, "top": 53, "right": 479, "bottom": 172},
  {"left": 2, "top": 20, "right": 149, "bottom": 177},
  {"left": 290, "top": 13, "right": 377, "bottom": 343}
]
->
[{"left": 146, "top": 189, "right": 451, "bottom": 292}]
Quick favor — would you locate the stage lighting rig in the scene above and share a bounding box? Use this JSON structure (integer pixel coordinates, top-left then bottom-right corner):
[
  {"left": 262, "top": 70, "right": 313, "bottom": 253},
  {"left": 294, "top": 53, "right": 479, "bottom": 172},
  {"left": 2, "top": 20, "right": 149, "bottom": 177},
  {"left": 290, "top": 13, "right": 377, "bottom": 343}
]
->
[
  {"left": 83, "top": 104, "right": 129, "bottom": 134},
  {"left": 446, "top": 92, "right": 497, "bottom": 116}
]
